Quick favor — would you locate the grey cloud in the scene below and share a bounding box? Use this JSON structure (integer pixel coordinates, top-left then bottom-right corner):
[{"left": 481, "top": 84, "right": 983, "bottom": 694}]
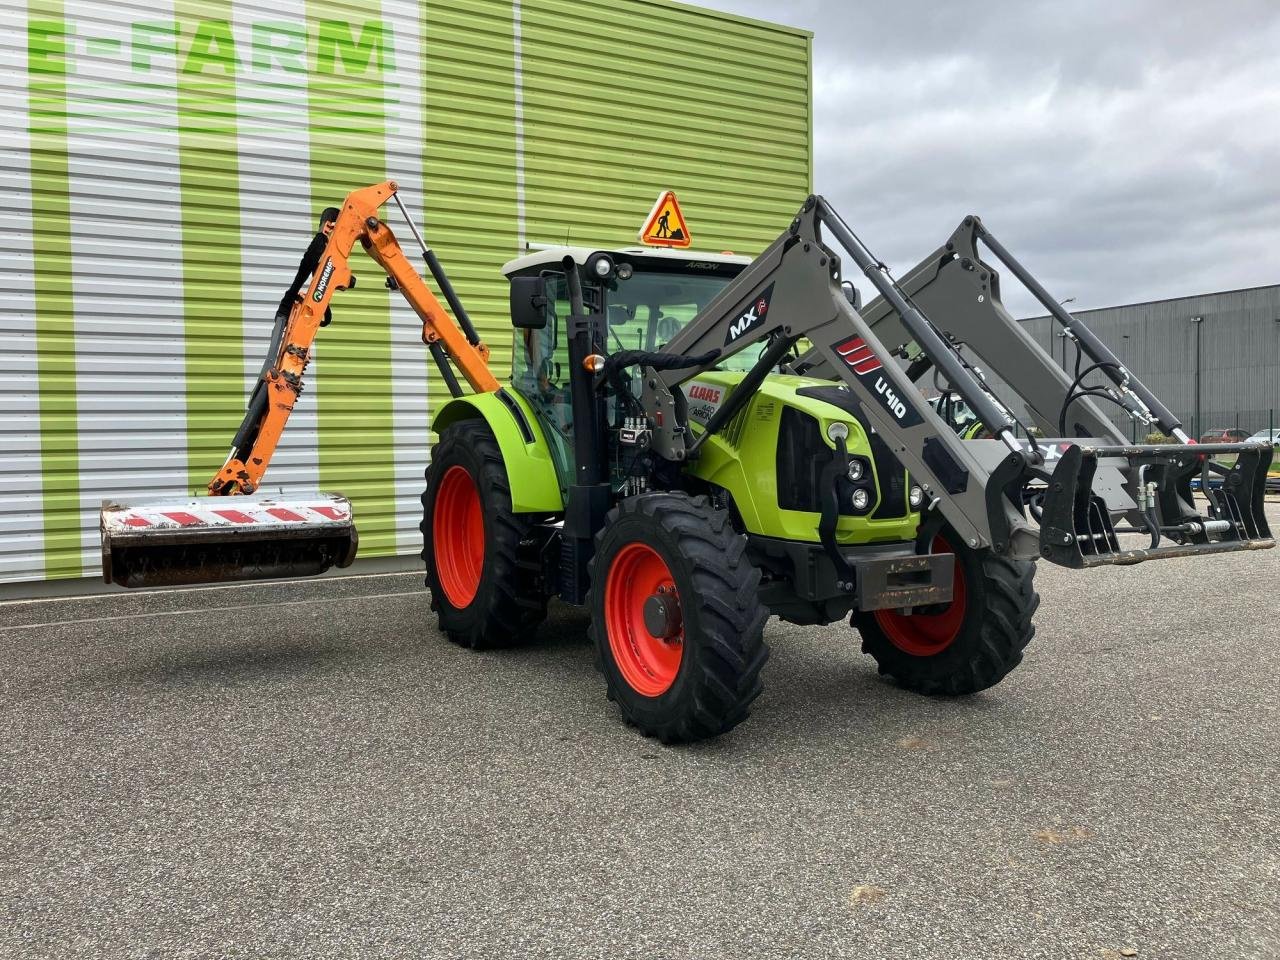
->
[{"left": 695, "top": 0, "right": 1280, "bottom": 315}]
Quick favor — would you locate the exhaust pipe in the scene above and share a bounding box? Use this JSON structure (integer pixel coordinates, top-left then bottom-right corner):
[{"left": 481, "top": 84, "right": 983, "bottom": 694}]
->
[{"left": 101, "top": 493, "right": 358, "bottom": 588}]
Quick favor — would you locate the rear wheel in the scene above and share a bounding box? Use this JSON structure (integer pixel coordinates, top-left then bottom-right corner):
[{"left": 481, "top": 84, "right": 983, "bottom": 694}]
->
[
  {"left": 587, "top": 493, "right": 769, "bottom": 743},
  {"left": 421, "top": 420, "right": 547, "bottom": 648},
  {"left": 853, "top": 531, "right": 1038, "bottom": 695}
]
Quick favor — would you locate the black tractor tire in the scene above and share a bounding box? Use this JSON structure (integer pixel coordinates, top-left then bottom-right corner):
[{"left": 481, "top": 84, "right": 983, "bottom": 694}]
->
[
  {"left": 587, "top": 492, "right": 769, "bottom": 743},
  {"left": 421, "top": 420, "right": 547, "bottom": 649},
  {"left": 853, "top": 530, "right": 1038, "bottom": 695}
]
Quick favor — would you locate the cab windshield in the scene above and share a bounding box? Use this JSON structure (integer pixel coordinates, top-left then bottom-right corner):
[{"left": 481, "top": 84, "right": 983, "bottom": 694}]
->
[{"left": 603, "top": 267, "right": 767, "bottom": 372}]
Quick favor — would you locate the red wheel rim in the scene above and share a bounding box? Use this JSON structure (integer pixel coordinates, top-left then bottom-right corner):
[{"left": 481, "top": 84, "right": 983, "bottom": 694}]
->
[
  {"left": 433, "top": 465, "right": 484, "bottom": 608},
  {"left": 873, "top": 535, "right": 967, "bottom": 656},
  {"left": 604, "top": 543, "right": 684, "bottom": 697}
]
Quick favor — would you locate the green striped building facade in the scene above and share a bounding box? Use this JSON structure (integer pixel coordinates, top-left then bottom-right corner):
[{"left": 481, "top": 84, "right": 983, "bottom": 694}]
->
[{"left": 1, "top": 0, "right": 811, "bottom": 584}]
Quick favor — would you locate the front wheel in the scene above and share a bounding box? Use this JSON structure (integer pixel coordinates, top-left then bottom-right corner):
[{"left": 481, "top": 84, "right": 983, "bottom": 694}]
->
[
  {"left": 853, "top": 531, "right": 1038, "bottom": 695},
  {"left": 587, "top": 493, "right": 769, "bottom": 743},
  {"left": 421, "top": 420, "right": 547, "bottom": 649}
]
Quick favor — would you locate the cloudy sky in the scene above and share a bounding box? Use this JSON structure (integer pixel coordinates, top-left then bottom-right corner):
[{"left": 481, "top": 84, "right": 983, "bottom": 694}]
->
[{"left": 697, "top": 0, "right": 1280, "bottom": 316}]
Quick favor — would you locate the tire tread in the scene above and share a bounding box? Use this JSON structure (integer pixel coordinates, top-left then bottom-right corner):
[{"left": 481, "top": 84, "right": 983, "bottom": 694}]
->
[
  {"left": 857, "top": 544, "right": 1038, "bottom": 696},
  {"left": 587, "top": 492, "right": 769, "bottom": 743},
  {"left": 421, "top": 420, "right": 547, "bottom": 649}
]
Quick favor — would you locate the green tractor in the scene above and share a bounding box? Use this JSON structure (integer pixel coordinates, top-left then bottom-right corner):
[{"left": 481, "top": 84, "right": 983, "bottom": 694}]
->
[
  {"left": 101, "top": 184, "right": 1273, "bottom": 744},
  {"left": 421, "top": 199, "right": 1271, "bottom": 742},
  {"left": 425, "top": 246, "right": 1008, "bottom": 743}
]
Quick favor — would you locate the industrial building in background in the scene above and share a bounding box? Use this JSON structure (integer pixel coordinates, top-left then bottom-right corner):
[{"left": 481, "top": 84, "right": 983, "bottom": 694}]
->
[
  {"left": 1022, "top": 283, "right": 1280, "bottom": 443},
  {"left": 0, "top": 0, "right": 811, "bottom": 586}
]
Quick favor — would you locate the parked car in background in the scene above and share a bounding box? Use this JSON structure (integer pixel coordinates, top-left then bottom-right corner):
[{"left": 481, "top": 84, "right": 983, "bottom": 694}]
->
[
  {"left": 1200, "top": 427, "right": 1251, "bottom": 444},
  {"left": 1189, "top": 429, "right": 1279, "bottom": 493},
  {"left": 1245, "top": 429, "right": 1280, "bottom": 446},
  {"left": 1241, "top": 430, "right": 1280, "bottom": 492}
]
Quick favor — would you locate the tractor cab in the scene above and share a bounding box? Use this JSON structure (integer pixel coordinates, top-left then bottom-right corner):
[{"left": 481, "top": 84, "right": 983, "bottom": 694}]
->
[{"left": 503, "top": 246, "right": 756, "bottom": 490}]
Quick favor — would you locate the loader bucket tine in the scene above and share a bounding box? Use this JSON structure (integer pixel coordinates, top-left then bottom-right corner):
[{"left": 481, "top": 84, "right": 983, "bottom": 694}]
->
[
  {"left": 1230, "top": 444, "right": 1272, "bottom": 540},
  {"left": 1039, "top": 445, "right": 1087, "bottom": 568}
]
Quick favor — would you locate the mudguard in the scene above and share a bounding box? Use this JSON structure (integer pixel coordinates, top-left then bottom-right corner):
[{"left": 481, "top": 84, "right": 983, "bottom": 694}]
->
[{"left": 432, "top": 389, "right": 564, "bottom": 513}]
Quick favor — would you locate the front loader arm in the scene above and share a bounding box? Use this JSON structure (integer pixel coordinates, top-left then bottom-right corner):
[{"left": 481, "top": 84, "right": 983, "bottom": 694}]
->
[
  {"left": 209, "top": 180, "right": 499, "bottom": 495},
  {"left": 643, "top": 198, "right": 1270, "bottom": 567},
  {"left": 640, "top": 196, "right": 1038, "bottom": 559},
  {"left": 794, "top": 216, "right": 1175, "bottom": 445}
]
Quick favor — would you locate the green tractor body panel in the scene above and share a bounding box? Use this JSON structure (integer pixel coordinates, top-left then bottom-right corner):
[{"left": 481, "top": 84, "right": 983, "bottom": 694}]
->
[
  {"left": 432, "top": 390, "right": 564, "bottom": 513},
  {"left": 684, "top": 371, "right": 920, "bottom": 544}
]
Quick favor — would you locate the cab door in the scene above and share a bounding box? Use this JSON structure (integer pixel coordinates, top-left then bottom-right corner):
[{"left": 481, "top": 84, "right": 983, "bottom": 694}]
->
[{"left": 510, "top": 271, "right": 576, "bottom": 493}]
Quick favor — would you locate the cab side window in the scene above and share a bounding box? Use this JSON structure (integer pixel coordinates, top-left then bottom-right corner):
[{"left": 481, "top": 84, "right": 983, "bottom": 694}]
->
[
  {"left": 512, "top": 272, "right": 572, "bottom": 391},
  {"left": 511, "top": 271, "right": 574, "bottom": 488}
]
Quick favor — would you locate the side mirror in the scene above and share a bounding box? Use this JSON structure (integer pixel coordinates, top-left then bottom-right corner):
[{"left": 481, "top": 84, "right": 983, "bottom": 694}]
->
[
  {"left": 510, "top": 275, "right": 548, "bottom": 330},
  {"left": 841, "top": 280, "right": 862, "bottom": 311}
]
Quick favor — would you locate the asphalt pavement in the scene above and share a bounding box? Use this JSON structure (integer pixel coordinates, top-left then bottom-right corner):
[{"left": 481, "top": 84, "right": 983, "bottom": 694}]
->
[{"left": 1, "top": 505, "right": 1277, "bottom": 959}]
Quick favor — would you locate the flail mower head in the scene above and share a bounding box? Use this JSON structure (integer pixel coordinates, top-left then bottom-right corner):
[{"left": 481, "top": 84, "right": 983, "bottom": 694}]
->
[{"left": 101, "top": 493, "right": 357, "bottom": 589}]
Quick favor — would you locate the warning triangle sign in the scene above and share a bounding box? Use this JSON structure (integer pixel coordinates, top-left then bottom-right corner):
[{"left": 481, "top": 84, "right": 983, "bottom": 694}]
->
[{"left": 638, "top": 190, "right": 692, "bottom": 248}]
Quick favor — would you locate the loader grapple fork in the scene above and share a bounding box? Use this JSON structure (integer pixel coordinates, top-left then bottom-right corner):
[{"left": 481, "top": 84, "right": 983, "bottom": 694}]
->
[{"left": 1041, "top": 442, "right": 1273, "bottom": 567}]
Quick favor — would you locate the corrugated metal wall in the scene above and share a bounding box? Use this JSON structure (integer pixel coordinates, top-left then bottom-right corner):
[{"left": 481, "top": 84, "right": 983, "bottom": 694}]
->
[
  {"left": 1, "top": 0, "right": 811, "bottom": 585},
  {"left": 520, "top": 0, "right": 810, "bottom": 278},
  {"left": 1020, "top": 284, "right": 1280, "bottom": 440}
]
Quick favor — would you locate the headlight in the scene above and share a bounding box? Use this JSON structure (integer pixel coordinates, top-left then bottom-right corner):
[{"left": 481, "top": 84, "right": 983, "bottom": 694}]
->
[
  {"left": 909, "top": 484, "right": 924, "bottom": 508},
  {"left": 851, "top": 488, "right": 870, "bottom": 511},
  {"left": 827, "top": 422, "right": 849, "bottom": 442},
  {"left": 616, "top": 262, "right": 634, "bottom": 280},
  {"left": 847, "top": 459, "right": 864, "bottom": 481},
  {"left": 586, "top": 252, "right": 615, "bottom": 279}
]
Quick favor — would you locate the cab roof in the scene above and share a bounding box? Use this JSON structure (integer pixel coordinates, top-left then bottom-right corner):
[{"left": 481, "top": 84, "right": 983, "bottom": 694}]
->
[{"left": 502, "top": 245, "right": 752, "bottom": 276}]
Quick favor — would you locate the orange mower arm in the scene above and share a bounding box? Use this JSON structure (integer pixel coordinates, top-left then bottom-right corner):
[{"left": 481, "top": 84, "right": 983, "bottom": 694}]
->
[{"left": 209, "top": 181, "right": 499, "bottom": 495}]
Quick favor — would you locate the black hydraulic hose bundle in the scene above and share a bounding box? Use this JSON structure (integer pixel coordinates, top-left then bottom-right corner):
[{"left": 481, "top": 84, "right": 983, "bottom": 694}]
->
[
  {"left": 817, "top": 432, "right": 856, "bottom": 587},
  {"left": 598, "top": 348, "right": 720, "bottom": 417},
  {"left": 1057, "top": 359, "right": 1127, "bottom": 437},
  {"left": 1145, "top": 498, "right": 1162, "bottom": 550},
  {"left": 273, "top": 207, "right": 338, "bottom": 321},
  {"left": 429, "top": 341, "right": 464, "bottom": 398},
  {"left": 687, "top": 335, "right": 799, "bottom": 458},
  {"left": 231, "top": 208, "right": 341, "bottom": 465}
]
